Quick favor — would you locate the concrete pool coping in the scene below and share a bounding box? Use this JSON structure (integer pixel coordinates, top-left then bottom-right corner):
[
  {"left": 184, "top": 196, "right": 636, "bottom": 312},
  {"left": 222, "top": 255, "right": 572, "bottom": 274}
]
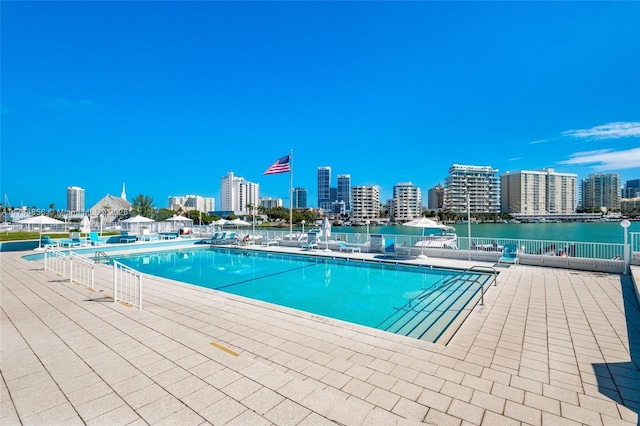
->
[{"left": 2, "top": 245, "right": 639, "bottom": 425}]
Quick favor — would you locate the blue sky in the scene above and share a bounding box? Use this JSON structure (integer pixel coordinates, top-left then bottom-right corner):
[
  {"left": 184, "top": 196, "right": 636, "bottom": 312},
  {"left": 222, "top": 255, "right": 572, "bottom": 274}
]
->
[{"left": 2, "top": 1, "right": 639, "bottom": 211}]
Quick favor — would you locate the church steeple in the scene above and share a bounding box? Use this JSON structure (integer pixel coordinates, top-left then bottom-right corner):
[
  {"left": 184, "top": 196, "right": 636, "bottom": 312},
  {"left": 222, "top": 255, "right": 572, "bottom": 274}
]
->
[{"left": 121, "top": 182, "right": 127, "bottom": 201}]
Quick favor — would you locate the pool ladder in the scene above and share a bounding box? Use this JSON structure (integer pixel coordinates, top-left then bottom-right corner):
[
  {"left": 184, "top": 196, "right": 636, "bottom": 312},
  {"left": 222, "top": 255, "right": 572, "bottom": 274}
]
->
[
  {"left": 94, "top": 251, "right": 113, "bottom": 264},
  {"left": 413, "top": 266, "right": 497, "bottom": 307}
]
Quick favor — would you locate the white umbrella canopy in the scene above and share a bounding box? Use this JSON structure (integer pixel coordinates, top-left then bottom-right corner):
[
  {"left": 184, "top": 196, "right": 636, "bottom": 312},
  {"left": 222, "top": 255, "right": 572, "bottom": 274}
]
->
[
  {"left": 227, "top": 218, "right": 250, "bottom": 228},
  {"left": 322, "top": 217, "right": 332, "bottom": 251},
  {"left": 122, "top": 215, "right": 154, "bottom": 223},
  {"left": 165, "top": 215, "right": 193, "bottom": 222},
  {"left": 18, "top": 215, "right": 64, "bottom": 227},
  {"left": 80, "top": 216, "right": 91, "bottom": 235},
  {"left": 18, "top": 215, "right": 65, "bottom": 248},
  {"left": 403, "top": 217, "right": 454, "bottom": 258}
]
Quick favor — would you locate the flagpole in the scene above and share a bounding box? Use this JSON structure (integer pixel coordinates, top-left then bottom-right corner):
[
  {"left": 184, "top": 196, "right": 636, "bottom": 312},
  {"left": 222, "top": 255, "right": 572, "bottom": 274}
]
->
[{"left": 289, "top": 149, "right": 293, "bottom": 236}]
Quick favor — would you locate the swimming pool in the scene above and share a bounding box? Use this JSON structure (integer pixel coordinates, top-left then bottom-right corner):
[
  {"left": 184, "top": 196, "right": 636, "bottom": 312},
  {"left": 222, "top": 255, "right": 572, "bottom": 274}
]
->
[{"left": 114, "top": 247, "right": 493, "bottom": 343}]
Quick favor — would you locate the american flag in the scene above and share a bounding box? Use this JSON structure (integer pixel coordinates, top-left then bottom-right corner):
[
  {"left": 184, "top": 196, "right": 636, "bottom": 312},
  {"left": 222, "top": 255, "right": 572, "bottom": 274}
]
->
[{"left": 263, "top": 154, "right": 291, "bottom": 175}]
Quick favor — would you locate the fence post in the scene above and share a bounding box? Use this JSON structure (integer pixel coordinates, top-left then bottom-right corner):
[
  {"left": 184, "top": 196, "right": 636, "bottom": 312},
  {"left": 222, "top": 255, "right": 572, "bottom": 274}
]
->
[
  {"left": 113, "top": 262, "right": 118, "bottom": 303},
  {"left": 44, "top": 249, "right": 48, "bottom": 271},
  {"left": 139, "top": 275, "right": 143, "bottom": 309},
  {"left": 69, "top": 255, "right": 74, "bottom": 283}
]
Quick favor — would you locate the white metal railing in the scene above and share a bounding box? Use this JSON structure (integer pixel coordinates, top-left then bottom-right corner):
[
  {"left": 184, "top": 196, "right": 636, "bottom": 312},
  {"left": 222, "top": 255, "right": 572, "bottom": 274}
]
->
[
  {"left": 44, "top": 248, "right": 66, "bottom": 276},
  {"left": 69, "top": 252, "right": 95, "bottom": 289},
  {"left": 113, "top": 260, "right": 142, "bottom": 309}
]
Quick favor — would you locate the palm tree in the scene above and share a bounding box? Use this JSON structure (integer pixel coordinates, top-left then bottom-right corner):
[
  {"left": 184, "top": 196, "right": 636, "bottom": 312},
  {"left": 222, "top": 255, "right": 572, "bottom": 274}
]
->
[{"left": 131, "top": 194, "right": 155, "bottom": 218}]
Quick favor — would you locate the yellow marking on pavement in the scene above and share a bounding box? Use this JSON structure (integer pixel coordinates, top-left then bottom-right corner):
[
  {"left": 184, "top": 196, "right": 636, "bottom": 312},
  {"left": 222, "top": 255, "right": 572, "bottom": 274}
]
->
[{"left": 210, "top": 342, "right": 240, "bottom": 357}]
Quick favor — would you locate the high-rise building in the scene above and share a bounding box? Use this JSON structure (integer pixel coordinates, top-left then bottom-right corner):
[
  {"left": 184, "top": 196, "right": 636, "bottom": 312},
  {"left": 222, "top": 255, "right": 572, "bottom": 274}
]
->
[
  {"left": 220, "top": 171, "right": 259, "bottom": 214},
  {"left": 444, "top": 164, "right": 500, "bottom": 214},
  {"left": 168, "top": 195, "right": 215, "bottom": 212},
  {"left": 351, "top": 185, "right": 380, "bottom": 221},
  {"left": 317, "top": 167, "right": 331, "bottom": 210},
  {"left": 337, "top": 174, "right": 351, "bottom": 212},
  {"left": 581, "top": 173, "right": 621, "bottom": 212},
  {"left": 292, "top": 188, "right": 309, "bottom": 209},
  {"left": 622, "top": 179, "right": 640, "bottom": 199},
  {"left": 67, "top": 186, "right": 85, "bottom": 212},
  {"left": 392, "top": 182, "right": 422, "bottom": 221},
  {"left": 427, "top": 185, "right": 444, "bottom": 210},
  {"left": 500, "top": 168, "right": 577, "bottom": 214}
]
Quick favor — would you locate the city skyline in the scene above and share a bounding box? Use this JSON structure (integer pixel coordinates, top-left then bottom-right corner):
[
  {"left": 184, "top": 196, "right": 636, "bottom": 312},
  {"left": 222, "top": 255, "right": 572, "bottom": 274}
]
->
[{"left": 1, "top": 1, "right": 639, "bottom": 209}]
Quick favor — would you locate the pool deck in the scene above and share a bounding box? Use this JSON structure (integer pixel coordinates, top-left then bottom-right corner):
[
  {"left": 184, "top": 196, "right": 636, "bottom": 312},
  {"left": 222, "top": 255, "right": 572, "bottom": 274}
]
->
[{"left": 1, "top": 245, "right": 639, "bottom": 425}]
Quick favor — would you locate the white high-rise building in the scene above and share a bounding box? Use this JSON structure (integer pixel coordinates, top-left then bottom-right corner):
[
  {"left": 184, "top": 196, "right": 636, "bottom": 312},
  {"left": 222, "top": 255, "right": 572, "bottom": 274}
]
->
[
  {"left": 168, "top": 195, "right": 215, "bottom": 213},
  {"left": 66, "top": 186, "right": 85, "bottom": 212},
  {"left": 444, "top": 164, "right": 500, "bottom": 214},
  {"left": 351, "top": 185, "right": 380, "bottom": 221},
  {"left": 220, "top": 171, "right": 259, "bottom": 214},
  {"left": 500, "top": 169, "right": 577, "bottom": 214},
  {"left": 393, "top": 182, "right": 422, "bottom": 221}
]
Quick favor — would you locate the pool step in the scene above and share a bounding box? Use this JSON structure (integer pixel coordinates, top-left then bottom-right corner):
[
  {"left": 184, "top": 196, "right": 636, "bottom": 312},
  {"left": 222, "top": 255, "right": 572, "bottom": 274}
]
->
[{"left": 382, "top": 273, "right": 490, "bottom": 342}]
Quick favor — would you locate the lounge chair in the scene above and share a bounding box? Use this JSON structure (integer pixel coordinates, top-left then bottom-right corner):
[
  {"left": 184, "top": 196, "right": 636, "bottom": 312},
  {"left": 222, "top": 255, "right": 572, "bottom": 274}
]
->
[
  {"left": 61, "top": 237, "right": 84, "bottom": 248},
  {"left": 40, "top": 235, "right": 60, "bottom": 249},
  {"left": 498, "top": 243, "right": 519, "bottom": 266},
  {"left": 368, "top": 234, "right": 385, "bottom": 253},
  {"left": 301, "top": 231, "right": 319, "bottom": 250},
  {"left": 383, "top": 239, "right": 397, "bottom": 258},
  {"left": 89, "top": 232, "right": 106, "bottom": 245},
  {"left": 203, "top": 232, "right": 222, "bottom": 244},
  {"left": 120, "top": 231, "right": 137, "bottom": 243},
  {"left": 336, "top": 241, "right": 361, "bottom": 253}
]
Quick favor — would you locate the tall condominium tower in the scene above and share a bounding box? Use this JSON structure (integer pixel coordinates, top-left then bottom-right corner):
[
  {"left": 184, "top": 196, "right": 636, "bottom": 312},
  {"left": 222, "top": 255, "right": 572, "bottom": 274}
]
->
[
  {"left": 444, "top": 164, "right": 500, "bottom": 214},
  {"left": 317, "top": 166, "right": 331, "bottom": 210},
  {"left": 351, "top": 185, "right": 380, "bottom": 221},
  {"left": 427, "top": 185, "right": 444, "bottom": 210},
  {"left": 336, "top": 174, "right": 351, "bottom": 212},
  {"left": 581, "top": 173, "right": 621, "bottom": 211},
  {"left": 393, "top": 182, "right": 422, "bottom": 221},
  {"left": 622, "top": 179, "right": 640, "bottom": 199},
  {"left": 292, "top": 188, "right": 309, "bottom": 209},
  {"left": 67, "top": 186, "right": 85, "bottom": 212},
  {"left": 500, "top": 168, "right": 577, "bottom": 214},
  {"left": 220, "top": 171, "right": 259, "bottom": 213}
]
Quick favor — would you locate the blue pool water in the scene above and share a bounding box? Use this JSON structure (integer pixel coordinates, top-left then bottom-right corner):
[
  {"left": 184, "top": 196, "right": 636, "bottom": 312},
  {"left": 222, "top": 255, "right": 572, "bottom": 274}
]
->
[{"left": 114, "top": 247, "right": 491, "bottom": 342}]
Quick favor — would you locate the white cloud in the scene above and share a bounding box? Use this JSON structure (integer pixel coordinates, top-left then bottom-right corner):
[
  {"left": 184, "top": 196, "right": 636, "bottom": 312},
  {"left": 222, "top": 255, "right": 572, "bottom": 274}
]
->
[
  {"left": 508, "top": 157, "right": 522, "bottom": 161},
  {"left": 559, "top": 147, "right": 640, "bottom": 171},
  {"left": 561, "top": 121, "right": 640, "bottom": 140},
  {"left": 529, "top": 139, "right": 547, "bottom": 145}
]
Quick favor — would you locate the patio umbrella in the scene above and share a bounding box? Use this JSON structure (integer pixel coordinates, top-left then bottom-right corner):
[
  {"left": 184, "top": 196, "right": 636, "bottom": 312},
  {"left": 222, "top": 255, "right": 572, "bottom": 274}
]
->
[
  {"left": 227, "top": 218, "right": 250, "bottom": 229},
  {"left": 18, "top": 215, "right": 64, "bottom": 248},
  {"left": 80, "top": 216, "right": 91, "bottom": 236},
  {"left": 403, "top": 217, "right": 454, "bottom": 259},
  {"left": 322, "top": 217, "right": 331, "bottom": 251},
  {"left": 212, "top": 218, "right": 227, "bottom": 230}
]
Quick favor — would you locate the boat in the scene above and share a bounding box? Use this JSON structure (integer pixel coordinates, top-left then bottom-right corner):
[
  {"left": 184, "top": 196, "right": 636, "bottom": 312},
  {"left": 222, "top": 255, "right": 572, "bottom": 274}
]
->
[{"left": 414, "top": 230, "right": 458, "bottom": 249}]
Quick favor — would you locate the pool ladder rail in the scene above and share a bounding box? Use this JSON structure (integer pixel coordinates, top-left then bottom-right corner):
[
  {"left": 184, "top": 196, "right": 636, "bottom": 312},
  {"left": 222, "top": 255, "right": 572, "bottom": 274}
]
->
[
  {"left": 379, "top": 266, "right": 498, "bottom": 342},
  {"left": 94, "top": 251, "right": 113, "bottom": 265}
]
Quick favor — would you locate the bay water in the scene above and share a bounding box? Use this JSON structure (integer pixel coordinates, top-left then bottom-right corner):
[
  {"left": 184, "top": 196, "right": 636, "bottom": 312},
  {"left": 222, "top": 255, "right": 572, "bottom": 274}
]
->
[{"left": 316, "top": 221, "right": 640, "bottom": 244}]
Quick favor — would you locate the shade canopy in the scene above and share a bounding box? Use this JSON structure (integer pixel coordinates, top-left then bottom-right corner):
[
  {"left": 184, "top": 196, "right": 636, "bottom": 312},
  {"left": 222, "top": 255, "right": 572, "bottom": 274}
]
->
[
  {"left": 402, "top": 217, "right": 454, "bottom": 231},
  {"left": 227, "top": 218, "right": 250, "bottom": 227},
  {"left": 122, "top": 215, "right": 154, "bottom": 223},
  {"left": 165, "top": 215, "right": 193, "bottom": 222},
  {"left": 80, "top": 216, "right": 91, "bottom": 234},
  {"left": 18, "top": 215, "right": 64, "bottom": 226}
]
